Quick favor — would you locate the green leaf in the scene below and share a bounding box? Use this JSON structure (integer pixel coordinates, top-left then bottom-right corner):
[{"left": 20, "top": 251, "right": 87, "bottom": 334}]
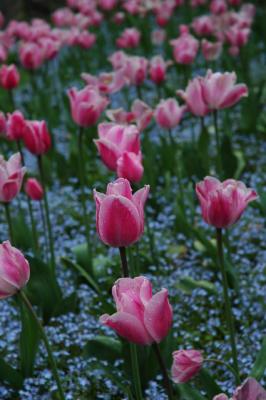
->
[
  {"left": 176, "top": 277, "right": 218, "bottom": 295},
  {"left": 72, "top": 243, "right": 90, "bottom": 270},
  {"left": 0, "top": 357, "right": 23, "bottom": 389},
  {"left": 12, "top": 211, "right": 33, "bottom": 250},
  {"left": 251, "top": 336, "right": 266, "bottom": 380},
  {"left": 177, "top": 383, "right": 207, "bottom": 400},
  {"left": 198, "top": 369, "right": 222, "bottom": 398},
  {"left": 84, "top": 335, "right": 122, "bottom": 362},
  {"left": 198, "top": 125, "right": 210, "bottom": 173},
  {"left": 26, "top": 256, "right": 62, "bottom": 323},
  {"left": 18, "top": 298, "right": 40, "bottom": 377},
  {"left": 221, "top": 135, "right": 238, "bottom": 179}
]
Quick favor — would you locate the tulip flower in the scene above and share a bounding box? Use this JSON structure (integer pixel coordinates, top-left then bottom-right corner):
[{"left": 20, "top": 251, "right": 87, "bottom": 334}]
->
[
  {"left": 196, "top": 176, "right": 258, "bottom": 229},
  {"left": 94, "top": 178, "right": 149, "bottom": 248},
  {"left": 213, "top": 378, "right": 266, "bottom": 400},
  {"left": 177, "top": 77, "right": 209, "bottom": 117},
  {"left": 99, "top": 0, "right": 117, "bottom": 11},
  {"left": 100, "top": 276, "right": 173, "bottom": 345},
  {"left": 94, "top": 123, "right": 140, "bottom": 171},
  {"left": 171, "top": 350, "right": 203, "bottom": 383},
  {"left": 210, "top": 0, "right": 227, "bottom": 14},
  {"left": 81, "top": 69, "right": 126, "bottom": 95},
  {"left": 170, "top": 25, "right": 199, "bottom": 65},
  {"left": 154, "top": 98, "right": 186, "bottom": 129},
  {"left": 201, "top": 40, "right": 223, "bottom": 61},
  {"left": 0, "top": 241, "right": 30, "bottom": 299},
  {"left": 25, "top": 178, "right": 44, "bottom": 201},
  {"left": 117, "top": 151, "right": 144, "bottom": 183},
  {"left": 202, "top": 70, "right": 248, "bottom": 110},
  {"left": 149, "top": 56, "right": 171, "bottom": 85},
  {"left": 123, "top": 56, "right": 148, "bottom": 86},
  {"left": 68, "top": 86, "right": 109, "bottom": 127},
  {"left": 19, "top": 42, "right": 44, "bottom": 69},
  {"left": 116, "top": 28, "right": 141, "bottom": 49},
  {"left": 192, "top": 16, "right": 215, "bottom": 36},
  {"left": 0, "top": 64, "right": 20, "bottom": 90},
  {"left": 23, "top": 120, "right": 51, "bottom": 155},
  {"left": 0, "top": 153, "right": 26, "bottom": 203},
  {"left": 6, "top": 111, "right": 26, "bottom": 141}
]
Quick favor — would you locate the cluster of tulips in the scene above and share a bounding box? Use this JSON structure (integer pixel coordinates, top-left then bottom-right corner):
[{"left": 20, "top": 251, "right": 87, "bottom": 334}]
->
[{"left": 0, "top": 0, "right": 265, "bottom": 398}]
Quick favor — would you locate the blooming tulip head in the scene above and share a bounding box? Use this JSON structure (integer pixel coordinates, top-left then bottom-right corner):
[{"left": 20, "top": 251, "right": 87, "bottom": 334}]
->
[
  {"left": 171, "top": 350, "right": 203, "bottom": 383},
  {"left": 213, "top": 377, "right": 266, "bottom": 400},
  {"left": 202, "top": 70, "right": 248, "bottom": 110},
  {"left": 6, "top": 111, "right": 26, "bottom": 141},
  {"left": 117, "top": 151, "right": 144, "bottom": 183},
  {"left": 23, "top": 120, "right": 51, "bottom": 155},
  {"left": 123, "top": 56, "right": 148, "bottom": 86},
  {"left": 201, "top": 40, "right": 222, "bottom": 61},
  {"left": 0, "top": 64, "right": 20, "bottom": 90},
  {"left": 0, "top": 153, "right": 26, "bottom": 203},
  {"left": 149, "top": 56, "right": 171, "bottom": 85},
  {"left": 116, "top": 28, "right": 141, "bottom": 49},
  {"left": 0, "top": 241, "right": 30, "bottom": 299},
  {"left": 177, "top": 76, "right": 209, "bottom": 117},
  {"left": 68, "top": 86, "right": 109, "bottom": 127},
  {"left": 100, "top": 276, "right": 173, "bottom": 345},
  {"left": 95, "top": 123, "right": 140, "bottom": 171},
  {"left": 94, "top": 178, "right": 149, "bottom": 247},
  {"left": 170, "top": 27, "right": 199, "bottom": 65},
  {"left": 154, "top": 98, "right": 186, "bottom": 129},
  {"left": 196, "top": 176, "right": 258, "bottom": 229},
  {"left": 19, "top": 42, "right": 44, "bottom": 70},
  {"left": 25, "top": 178, "right": 44, "bottom": 201}
]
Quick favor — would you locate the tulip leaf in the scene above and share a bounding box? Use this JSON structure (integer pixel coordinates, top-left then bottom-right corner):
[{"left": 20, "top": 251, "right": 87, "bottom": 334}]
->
[
  {"left": 176, "top": 276, "right": 218, "bottom": 295},
  {"left": 84, "top": 335, "right": 122, "bottom": 363},
  {"left": 221, "top": 135, "right": 238, "bottom": 179},
  {"left": 12, "top": 210, "right": 33, "bottom": 250},
  {"left": 251, "top": 336, "right": 266, "bottom": 380},
  {"left": 197, "top": 369, "right": 222, "bottom": 397},
  {"left": 176, "top": 383, "right": 207, "bottom": 400},
  {"left": 72, "top": 243, "right": 90, "bottom": 270},
  {"left": 0, "top": 357, "right": 23, "bottom": 389},
  {"left": 18, "top": 297, "right": 40, "bottom": 378},
  {"left": 25, "top": 256, "right": 62, "bottom": 323}
]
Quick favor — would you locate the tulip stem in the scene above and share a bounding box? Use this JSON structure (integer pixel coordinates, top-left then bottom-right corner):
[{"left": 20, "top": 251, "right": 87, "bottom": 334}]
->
[
  {"left": 40, "top": 201, "right": 49, "bottom": 262},
  {"left": 152, "top": 343, "right": 174, "bottom": 400},
  {"left": 168, "top": 129, "right": 185, "bottom": 211},
  {"left": 18, "top": 291, "right": 65, "bottom": 400},
  {"left": 78, "top": 127, "right": 92, "bottom": 264},
  {"left": 37, "top": 155, "right": 56, "bottom": 271},
  {"left": 118, "top": 247, "right": 143, "bottom": 400},
  {"left": 205, "top": 358, "right": 239, "bottom": 381},
  {"left": 213, "top": 111, "right": 222, "bottom": 178},
  {"left": 216, "top": 228, "right": 240, "bottom": 385},
  {"left": 4, "top": 203, "right": 14, "bottom": 244}
]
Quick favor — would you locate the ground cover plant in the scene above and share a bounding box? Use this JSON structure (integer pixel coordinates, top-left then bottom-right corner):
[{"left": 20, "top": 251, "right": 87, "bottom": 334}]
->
[{"left": 0, "top": 0, "right": 265, "bottom": 399}]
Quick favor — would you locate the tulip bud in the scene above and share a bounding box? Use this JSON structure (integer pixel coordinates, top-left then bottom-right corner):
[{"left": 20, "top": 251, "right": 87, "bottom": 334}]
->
[
  {"left": 23, "top": 120, "right": 51, "bottom": 155},
  {"left": 0, "top": 153, "right": 26, "bottom": 203},
  {"left": 196, "top": 176, "right": 258, "bottom": 229},
  {"left": 100, "top": 276, "right": 173, "bottom": 345},
  {"left": 6, "top": 111, "right": 26, "bottom": 141},
  {"left": 19, "top": 42, "right": 44, "bottom": 70},
  {"left": 0, "top": 241, "right": 30, "bottom": 299},
  {"left": 117, "top": 151, "right": 144, "bottom": 183},
  {"left": 154, "top": 98, "right": 186, "bottom": 129},
  {"left": 0, "top": 64, "right": 20, "bottom": 90},
  {"left": 94, "top": 178, "right": 149, "bottom": 247},
  {"left": 171, "top": 350, "right": 203, "bottom": 383},
  {"left": 25, "top": 178, "right": 44, "bottom": 201}
]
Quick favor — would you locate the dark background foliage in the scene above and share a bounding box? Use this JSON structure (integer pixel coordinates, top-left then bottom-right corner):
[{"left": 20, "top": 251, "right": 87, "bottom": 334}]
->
[{"left": 0, "top": 0, "right": 65, "bottom": 21}]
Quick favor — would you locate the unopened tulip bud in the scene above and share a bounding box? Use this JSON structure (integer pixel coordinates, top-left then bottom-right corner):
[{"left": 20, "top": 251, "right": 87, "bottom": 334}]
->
[
  {"left": 25, "top": 178, "right": 44, "bottom": 201},
  {"left": 0, "top": 64, "right": 20, "bottom": 90},
  {"left": 171, "top": 350, "right": 203, "bottom": 383}
]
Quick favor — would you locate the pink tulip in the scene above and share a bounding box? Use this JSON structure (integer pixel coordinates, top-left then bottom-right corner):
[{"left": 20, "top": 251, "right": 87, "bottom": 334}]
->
[
  {"left": 225, "top": 27, "right": 250, "bottom": 48},
  {"left": 0, "top": 153, "right": 26, "bottom": 203},
  {"left": 94, "top": 178, "right": 149, "bottom": 247},
  {"left": 192, "top": 16, "right": 215, "bottom": 36},
  {"left": 0, "top": 241, "right": 30, "bottom": 299},
  {"left": 73, "top": 30, "right": 96, "bottom": 49},
  {"left": 123, "top": 56, "right": 148, "bottom": 86},
  {"left": 0, "top": 64, "right": 20, "bottom": 90},
  {"left": 131, "top": 99, "right": 153, "bottom": 131},
  {"left": 171, "top": 350, "right": 203, "bottom": 383},
  {"left": 117, "top": 151, "right": 144, "bottom": 183},
  {"left": 100, "top": 276, "right": 172, "bottom": 345},
  {"left": 201, "top": 40, "right": 223, "bottom": 61},
  {"left": 19, "top": 42, "right": 44, "bottom": 70},
  {"left": 113, "top": 12, "right": 125, "bottom": 24},
  {"left": 149, "top": 56, "right": 171, "bottom": 85},
  {"left": 99, "top": 0, "right": 117, "bottom": 11},
  {"left": 81, "top": 70, "right": 126, "bottom": 94},
  {"left": 39, "top": 37, "right": 60, "bottom": 61},
  {"left": 25, "top": 178, "right": 44, "bottom": 201},
  {"left": 68, "top": 86, "right": 108, "bottom": 127},
  {"left": 213, "top": 378, "right": 266, "bottom": 400},
  {"left": 196, "top": 176, "right": 258, "bottom": 229},
  {"left": 177, "top": 76, "right": 209, "bottom": 117},
  {"left": 0, "top": 11, "right": 4, "bottom": 29},
  {"left": 0, "top": 112, "right": 6, "bottom": 135},
  {"left": 154, "top": 98, "right": 186, "bottom": 129},
  {"left": 202, "top": 70, "right": 248, "bottom": 110},
  {"left": 210, "top": 0, "right": 227, "bottom": 15},
  {"left": 108, "top": 50, "right": 128, "bottom": 70},
  {"left": 94, "top": 123, "right": 140, "bottom": 171},
  {"left": 0, "top": 44, "right": 7, "bottom": 63},
  {"left": 23, "top": 120, "right": 51, "bottom": 155},
  {"left": 116, "top": 28, "right": 141, "bottom": 49},
  {"left": 155, "top": 3, "right": 174, "bottom": 27},
  {"left": 170, "top": 26, "right": 199, "bottom": 65},
  {"left": 6, "top": 111, "right": 26, "bottom": 141}
]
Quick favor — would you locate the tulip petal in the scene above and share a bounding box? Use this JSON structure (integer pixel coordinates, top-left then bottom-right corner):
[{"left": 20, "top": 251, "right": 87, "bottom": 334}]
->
[{"left": 144, "top": 288, "right": 172, "bottom": 343}]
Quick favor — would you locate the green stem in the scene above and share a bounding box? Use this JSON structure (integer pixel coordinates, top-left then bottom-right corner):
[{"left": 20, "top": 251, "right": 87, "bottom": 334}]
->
[
  {"left": 40, "top": 201, "right": 49, "bottom": 263},
  {"left": 4, "top": 203, "right": 14, "bottom": 243},
  {"left": 213, "top": 111, "right": 222, "bottom": 178},
  {"left": 118, "top": 247, "right": 143, "bottom": 400},
  {"left": 18, "top": 291, "right": 65, "bottom": 400},
  {"left": 168, "top": 129, "right": 185, "bottom": 211},
  {"left": 152, "top": 343, "right": 174, "bottom": 400},
  {"left": 205, "top": 358, "right": 238, "bottom": 381},
  {"left": 77, "top": 127, "right": 92, "bottom": 262},
  {"left": 216, "top": 228, "right": 240, "bottom": 385},
  {"left": 8, "top": 90, "right": 15, "bottom": 111},
  {"left": 38, "top": 156, "right": 55, "bottom": 271}
]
